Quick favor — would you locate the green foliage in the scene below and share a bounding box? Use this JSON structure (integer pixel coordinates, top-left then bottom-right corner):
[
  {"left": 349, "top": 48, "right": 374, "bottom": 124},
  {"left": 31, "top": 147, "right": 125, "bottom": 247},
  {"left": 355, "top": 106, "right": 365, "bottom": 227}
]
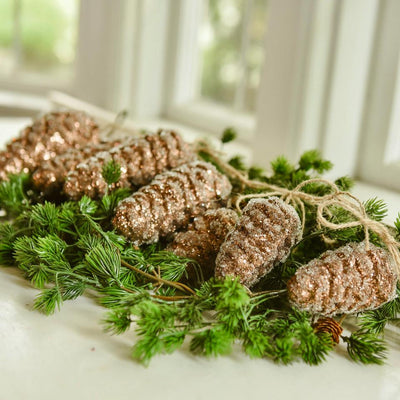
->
[
  {"left": 85, "top": 243, "right": 121, "bottom": 284},
  {"left": 248, "top": 166, "right": 265, "bottom": 181},
  {"left": 359, "top": 288, "right": 400, "bottom": 334},
  {"left": 101, "top": 160, "right": 122, "bottom": 186},
  {"left": 221, "top": 127, "right": 237, "bottom": 144},
  {"left": 364, "top": 197, "right": 388, "bottom": 222},
  {"left": 298, "top": 150, "right": 333, "bottom": 173},
  {"left": 335, "top": 176, "right": 354, "bottom": 191},
  {"left": 342, "top": 330, "right": 387, "bottom": 365},
  {"left": 0, "top": 223, "right": 20, "bottom": 264},
  {"left": 100, "top": 188, "right": 132, "bottom": 217},
  {"left": 0, "top": 174, "right": 30, "bottom": 216},
  {"left": 394, "top": 213, "right": 400, "bottom": 237},
  {"left": 33, "top": 286, "right": 62, "bottom": 315},
  {"left": 103, "top": 309, "right": 132, "bottom": 335},
  {"left": 271, "top": 156, "right": 295, "bottom": 176},
  {"left": 190, "top": 328, "right": 234, "bottom": 357},
  {"left": 228, "top": 155, "right": 247, "bottom": 171}
]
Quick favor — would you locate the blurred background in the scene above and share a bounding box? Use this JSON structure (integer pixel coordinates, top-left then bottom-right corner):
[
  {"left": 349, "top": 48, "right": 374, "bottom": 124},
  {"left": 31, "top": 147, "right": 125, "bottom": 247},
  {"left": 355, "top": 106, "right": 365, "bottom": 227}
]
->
[{"left": 0, "top": 0, "right": 400, "bottom": 198}]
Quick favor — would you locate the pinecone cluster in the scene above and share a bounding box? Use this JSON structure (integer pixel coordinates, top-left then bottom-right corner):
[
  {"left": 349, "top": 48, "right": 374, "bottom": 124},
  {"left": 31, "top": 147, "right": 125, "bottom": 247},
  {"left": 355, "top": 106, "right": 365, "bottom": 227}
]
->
[
  {"left": 166, "top": 208, "right": 239, "bottom": 281},
  {"left": 0, "top": 111, "right": 99, "bottom": 181},
  {"left": 287, "top": 242, "right": 398, "bottom": 316},
  {"left": 215, "top": 197, "right": 302, "bottom": 287},
  {"left": 64, "top": 130, "right": 195, "bottom": 200},
  {"left": 3, "top": 110, "right": 398, "bottom": 322},
  {"left": 32, "top": 138, "right": 121, "bottom": 195},
  {"left": 112, "top": 161, "right": 232, "bottom": 246}
]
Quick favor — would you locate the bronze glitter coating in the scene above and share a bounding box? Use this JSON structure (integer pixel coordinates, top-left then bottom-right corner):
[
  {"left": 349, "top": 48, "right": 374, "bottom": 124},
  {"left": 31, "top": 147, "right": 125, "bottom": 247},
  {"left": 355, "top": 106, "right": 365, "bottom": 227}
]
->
[
  {"left": 287, "top": 242, "right": 398, "bottom": 316},
  {"left": 166, "top": 208, "right": 239, "bottom": 281},
  {"left": 215, "top": 197, "right": 302, "bottom": 287},
  {"left": 63, "top": 130, "right": 195, "bottom": 200},
  {"left": 0, "top": 111, "right": 99, "bottom": 180},
  {"left": 112, "top": 161, "right": 232, "bottom": 246},
  {"left": 32, "top": 139, "right": 121, "bottom": 195}
]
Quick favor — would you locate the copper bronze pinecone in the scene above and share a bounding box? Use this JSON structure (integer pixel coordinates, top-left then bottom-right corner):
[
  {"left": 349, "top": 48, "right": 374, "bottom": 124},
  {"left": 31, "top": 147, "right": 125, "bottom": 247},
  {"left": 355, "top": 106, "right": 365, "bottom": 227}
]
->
[
  {"left": 32, "top": 138, "right": 121, "bottom": 195},
  {"left": 63, "top": 130, "right": 195, "bottom": 200},
  {"left": 215, "top": 197, "right": 302, "bottom": 287},
  {"left": 166, "top": 208, "right": 239, "bottom": 282},
  {"left": 287, "top": 242, "right": 398, "bottom": 316},
  {"left": 0, "top": 111, "right": 99, "bottom": 180},
  {"left": 112, "top": 161, "right": 232, "bottom": 246}
]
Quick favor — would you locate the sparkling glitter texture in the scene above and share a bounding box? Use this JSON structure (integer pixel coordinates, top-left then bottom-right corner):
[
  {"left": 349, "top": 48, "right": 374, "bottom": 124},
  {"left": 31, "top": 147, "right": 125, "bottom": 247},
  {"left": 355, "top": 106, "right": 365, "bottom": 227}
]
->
[
  {"left": 215, "top": 197, "right": 302, "bottom": 287},
  {"left": 287, "top": 242, "right": 398, "bottom": 316},
  {"left": 112, "top": 161, "right": 232, "bottom": 246},
  {"left": 32, "top": 139, "right": 122, "bottom": 195},
  {"left": 0, "top": 111, "right": 99, "bottom": 180},
  {"left": 64, "top": 130, "right": 195, "bottom": 200},
  {"left": 166, "top": 208, "right": 239, "bottom": 281}
]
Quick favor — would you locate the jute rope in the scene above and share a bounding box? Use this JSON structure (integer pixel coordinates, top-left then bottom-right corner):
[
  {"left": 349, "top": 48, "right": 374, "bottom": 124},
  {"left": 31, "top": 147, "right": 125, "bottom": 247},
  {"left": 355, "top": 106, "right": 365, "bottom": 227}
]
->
[{"left": 195, "top": 142, "right": 400, "bottom": 277}]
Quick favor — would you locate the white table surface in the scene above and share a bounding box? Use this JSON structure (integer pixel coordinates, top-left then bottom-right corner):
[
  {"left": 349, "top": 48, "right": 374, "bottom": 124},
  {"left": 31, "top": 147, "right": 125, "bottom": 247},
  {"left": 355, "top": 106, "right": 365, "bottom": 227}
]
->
[{"left": 1, "top": 117, "right": 400, "bottom": 400}]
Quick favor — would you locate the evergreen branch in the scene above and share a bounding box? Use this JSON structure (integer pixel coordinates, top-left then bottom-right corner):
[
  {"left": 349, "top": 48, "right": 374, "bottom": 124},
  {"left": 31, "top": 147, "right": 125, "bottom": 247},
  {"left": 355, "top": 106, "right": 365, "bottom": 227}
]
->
[
  {"left": 342, "top": 330, "right": 387, "bottom": 365},
  {"left": 121, "top": 259, "right": 196, "bottom": 295},
  {"left": 102, "top": 160, "right": 122, "bottom": 186},
  {"left": 0, "top": 173, "right": 30, "bottom": 216},
  {"left": 221, "top": 127, "right": 237, "bottom": 144}
]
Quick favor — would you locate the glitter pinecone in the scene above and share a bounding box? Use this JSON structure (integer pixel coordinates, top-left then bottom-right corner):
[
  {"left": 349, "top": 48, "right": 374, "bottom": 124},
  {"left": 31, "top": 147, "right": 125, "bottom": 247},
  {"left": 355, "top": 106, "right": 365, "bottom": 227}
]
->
[
  {"left": 0, "top": 111, "right": 99, "bottom": 180},
  {"left": 215, "top": 197, "right": 302, "bottom": 287},
  {"left": 166, "top": 208, "right": 239, "bottom": 281},
  {"left": 112, "top": 161, "right": 232, "bottom": 246},
  {"left": 287, "top": 242, "right": 398, "bottom": 316},
  {"left": 32, "top": 138, "right": 121, "bottom": 195},
  {"left": 63, "top": 130, "right": 195, "bottom": 200}
]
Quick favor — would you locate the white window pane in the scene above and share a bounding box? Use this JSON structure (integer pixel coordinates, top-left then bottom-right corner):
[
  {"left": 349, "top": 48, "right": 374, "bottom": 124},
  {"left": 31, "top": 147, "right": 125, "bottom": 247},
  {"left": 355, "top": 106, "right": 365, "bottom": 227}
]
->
[
  {"left": 198, "top": 0, "right": 267, "bottom": 113},
  {"left": 0, "top": 0, "right": 80, "bottom": 82},
  {"left": 0, "top": 0, "right": 14, "bottom": 75}
]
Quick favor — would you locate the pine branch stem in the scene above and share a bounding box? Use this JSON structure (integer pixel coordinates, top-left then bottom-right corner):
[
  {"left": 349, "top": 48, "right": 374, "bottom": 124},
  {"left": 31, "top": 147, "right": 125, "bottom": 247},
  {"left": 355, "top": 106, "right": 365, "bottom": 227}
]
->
[
  {"left": 251, "top": 289, "right": 287, "bottom": 297},
  {"left": 121, "top": 260, "right": 196, "bottom": 295},
  {"left": 152, "top": 294, "right": 192, "bottom": 301}
]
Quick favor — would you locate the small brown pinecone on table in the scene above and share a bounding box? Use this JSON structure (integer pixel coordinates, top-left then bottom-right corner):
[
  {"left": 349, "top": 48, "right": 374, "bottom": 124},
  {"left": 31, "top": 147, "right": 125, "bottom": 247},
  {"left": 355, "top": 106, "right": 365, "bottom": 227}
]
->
[
  {"left": 32, "top": 138, "right": 122, "bottom": 195},
  {"left": 112, "top": 161, "right": 232, "bottom": 246},
  {"left": 0, "top": 111, "right": 99, "bottom": 180},
  {"left": 287, "top": 242, "right": 398, "bottom": 316},
  {"left": 215, "top": 197, "right": 302, "bottom": 287},
  {"left": 312, "top": 317, "right": 343, "bottom": 344},
  {"left": 166, "top": 208, "right": 239, "bottom": 282},
  {"left": 63, "top": 130, "right": 195, "bottom": 200}
]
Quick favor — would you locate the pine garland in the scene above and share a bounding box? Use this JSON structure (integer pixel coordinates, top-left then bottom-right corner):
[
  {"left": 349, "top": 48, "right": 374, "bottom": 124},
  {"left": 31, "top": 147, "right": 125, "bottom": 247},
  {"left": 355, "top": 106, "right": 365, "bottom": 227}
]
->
[{"left": 0, "top": 125, "right": 399, "bottom": 367}]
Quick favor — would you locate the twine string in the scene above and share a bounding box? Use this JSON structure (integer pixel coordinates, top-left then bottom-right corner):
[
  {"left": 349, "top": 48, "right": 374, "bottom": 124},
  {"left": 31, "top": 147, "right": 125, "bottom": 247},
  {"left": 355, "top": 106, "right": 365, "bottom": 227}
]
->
[{"left": 195, "top": 141, "right": 400, "bottom": 276}]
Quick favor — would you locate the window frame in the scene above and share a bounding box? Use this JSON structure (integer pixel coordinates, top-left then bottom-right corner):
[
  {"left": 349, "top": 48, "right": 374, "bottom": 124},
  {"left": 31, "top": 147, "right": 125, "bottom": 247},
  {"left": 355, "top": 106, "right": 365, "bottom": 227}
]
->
[
  {"left": 163, "top": 0, "right": 257, "bottom": 142},
  {"left": 357, "top": 0, "right": 400, "bottom": 192}
]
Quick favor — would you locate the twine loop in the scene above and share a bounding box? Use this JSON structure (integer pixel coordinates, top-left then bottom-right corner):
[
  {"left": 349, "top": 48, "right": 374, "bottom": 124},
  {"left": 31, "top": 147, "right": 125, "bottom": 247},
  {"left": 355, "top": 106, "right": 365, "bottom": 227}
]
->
[{"left": 194, "top": 141, "right": 400, "bottom": 277}]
